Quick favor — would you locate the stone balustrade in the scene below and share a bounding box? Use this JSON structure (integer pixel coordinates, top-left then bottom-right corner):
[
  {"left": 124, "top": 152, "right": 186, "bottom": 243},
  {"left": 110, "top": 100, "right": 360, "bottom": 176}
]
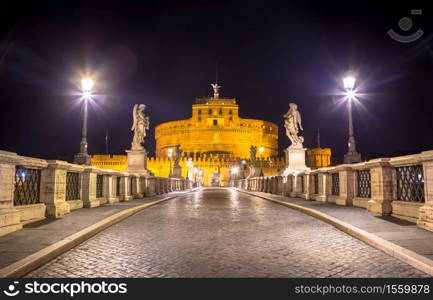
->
[
  {"left": 0, "top": 150, "right": 193, "bottom": 236},
  {"left": 232, "top": 150, "right": 433, "bottom": 233}
]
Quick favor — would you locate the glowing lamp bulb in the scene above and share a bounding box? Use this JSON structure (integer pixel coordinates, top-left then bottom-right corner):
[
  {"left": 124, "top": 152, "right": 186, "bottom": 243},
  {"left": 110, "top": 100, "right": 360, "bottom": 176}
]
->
[
  {"left": 259, "top": 146, "right": 264, "bottom": 155},
  {"left": 343, "top": 76, "right": 356, "bottom": 90},
  {"left": 168, "top": 148, "right": 173, "bottom": 158},
  {"left": 81, "top": 78, "right": 94, "bottom": 92}
]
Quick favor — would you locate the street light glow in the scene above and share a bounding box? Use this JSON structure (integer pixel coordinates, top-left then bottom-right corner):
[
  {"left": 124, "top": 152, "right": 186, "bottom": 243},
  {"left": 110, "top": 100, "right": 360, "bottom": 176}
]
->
[
  {"left": 81, "top": 78, "right": 94, "bottom": 92},
  {"left": 231, "top": 167, "right": 239, "bottom": 175},
  {"left": 168, "top": 147, "right": 173, "bottom": 158},
  {"left": 343, "top": 76, "right": 356, "bottom": 90},
  {"left": 346, "top": 89, "right": 356, "bottom": 99},
  {"left": 259, "top": 146, "right": 264, "bottom": 155}
]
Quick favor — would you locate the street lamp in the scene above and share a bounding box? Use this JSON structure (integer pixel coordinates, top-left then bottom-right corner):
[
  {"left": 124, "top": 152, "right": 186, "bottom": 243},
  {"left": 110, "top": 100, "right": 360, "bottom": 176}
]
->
[
  {"left": 342, "top": 75, "right": 361, "bottom": 164},
  {"left": 74, "top": 77, "right": 94, "bottom": 165},
  {"left": 259, "top": 146, "right": 264, "bottom": 176},
  {"left": 230, "top": 166, "right": 239, "bottom": 180},
  {"left": 168, "top": 147, "right": 173, "bottom": 177}
]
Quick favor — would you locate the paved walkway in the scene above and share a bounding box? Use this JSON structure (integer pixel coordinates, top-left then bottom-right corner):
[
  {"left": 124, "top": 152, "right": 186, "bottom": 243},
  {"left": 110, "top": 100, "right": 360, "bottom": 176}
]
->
[
  {"left": 242, "top": 190, "right": 433, "bottom": 262},
  {"left": 0, "top": 193, "right": 183, "bottom": 269},
  {"left": 27, "top": 188, "right": 427, "bottom": 277}
]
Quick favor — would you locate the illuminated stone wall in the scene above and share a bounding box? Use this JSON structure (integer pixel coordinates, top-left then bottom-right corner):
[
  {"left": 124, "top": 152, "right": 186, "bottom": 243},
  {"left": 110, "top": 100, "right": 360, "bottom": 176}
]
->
[
  {"left": 91, "top": 154, "right": 286, "bottom": 187},
  {"left": 306, "top": 148, "right": 332, "bottom": 168},
  {"left": 91, "top": 95, "right": 289, "bottom": 186},
  {"left": 155, "top": 97, "right": 278, "bottom": 159}
]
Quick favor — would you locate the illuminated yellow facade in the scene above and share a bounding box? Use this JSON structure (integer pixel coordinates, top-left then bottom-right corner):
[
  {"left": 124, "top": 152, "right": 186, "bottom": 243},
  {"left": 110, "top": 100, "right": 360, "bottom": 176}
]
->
[
  {"left": 155, "top": 97, "right": 278, "bottom": 158},
  {"left": 91, "top": 93, "right": 286, "bottom": 186},
  {"left": 306, "top": 148, "right": 332, "bottom": 168}
]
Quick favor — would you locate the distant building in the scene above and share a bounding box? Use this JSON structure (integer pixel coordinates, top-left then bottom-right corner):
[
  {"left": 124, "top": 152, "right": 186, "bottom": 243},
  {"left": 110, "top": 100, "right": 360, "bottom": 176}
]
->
[
  {"left": 306, "top": 148, "right": 332, "bottom": 169},
  {"left": 92, "top": 88, "right": 287, "bottom": 186}
]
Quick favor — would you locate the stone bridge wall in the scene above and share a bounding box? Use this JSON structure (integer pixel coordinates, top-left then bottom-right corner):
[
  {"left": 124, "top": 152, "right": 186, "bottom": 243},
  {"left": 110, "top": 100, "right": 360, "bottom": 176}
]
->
[
  {"left": 231, "top": 150, "right": 433, "bottom": 233},
  {"left": 0, "top": 150, "right": 193, "bottom": 236}
]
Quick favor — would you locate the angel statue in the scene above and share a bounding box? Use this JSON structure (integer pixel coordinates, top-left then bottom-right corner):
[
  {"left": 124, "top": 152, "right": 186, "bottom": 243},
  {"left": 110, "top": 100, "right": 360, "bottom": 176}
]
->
[
  {"left": 249, "top": 145, "right": 257, "bottom": 165},
  {"left": 211, "top": 83, "right": 221, "bottom": 97},
  {"left": 174, "top": 144, "right": 183, "bottom": 167},
  {"left": 131, "top": 104, "right": 150, "bottom": 150},
  {"left": 283, "top": 103, "right": 304, "bottom": 148}
]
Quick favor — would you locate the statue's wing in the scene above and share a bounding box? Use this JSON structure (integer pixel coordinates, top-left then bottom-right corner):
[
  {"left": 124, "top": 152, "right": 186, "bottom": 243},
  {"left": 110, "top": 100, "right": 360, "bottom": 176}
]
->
[
  {"left": 297, "top": 111, "right": 303, "bottom": 130},
  {"left": 131, "top": 104, "right": 137, "bottom": 131}
]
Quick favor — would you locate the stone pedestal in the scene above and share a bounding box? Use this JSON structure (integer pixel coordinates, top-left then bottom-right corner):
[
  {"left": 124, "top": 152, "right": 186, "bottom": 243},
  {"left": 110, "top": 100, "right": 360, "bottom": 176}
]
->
[
  {"left": 40, "top": 161, "right": 71, "bottom": 218},
  {"left": 334, "top": 167, "right": 354, "bottom": 206},
  {"left": 0, "top": 154, "right": 23, "bottom": 236},
  {"left": 170, "top": 165, "right": 182, "bottom": 178},
  {"left": 280, "top": 147, "right": 310, "bottom": 175},
  {"left": 81, "top": 168, "right": 100, "bottom": 208},
  {"left": 366, "top": 159, "right": 393, "bottom": 216},
  {"left": 119, "top": 176, "right": 132, "bottom": 201},
  {"left": 105, "top": 174, "right": 119, "bottom": 203},
  {"left": 418, "top": 151, "right": 433, "bottom": 232},
  {"left": 126, "top": 149, "right": 153, "bottom": 176}
]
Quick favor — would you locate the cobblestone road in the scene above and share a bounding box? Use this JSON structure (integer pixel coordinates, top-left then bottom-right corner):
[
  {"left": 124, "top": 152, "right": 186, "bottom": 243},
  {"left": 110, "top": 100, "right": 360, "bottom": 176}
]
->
[{"left": 28, "top": 188, "right": 428, "bottom": 277}]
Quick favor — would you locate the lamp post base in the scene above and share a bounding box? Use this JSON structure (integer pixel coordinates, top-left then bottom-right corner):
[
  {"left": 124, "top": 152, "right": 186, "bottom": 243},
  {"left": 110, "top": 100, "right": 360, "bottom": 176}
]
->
[
  {"left": 73, "top": 153, "right": 91, "bottom": 166},
  {"left": 344, "top": 151, "right": 362, "bottom": 164}
]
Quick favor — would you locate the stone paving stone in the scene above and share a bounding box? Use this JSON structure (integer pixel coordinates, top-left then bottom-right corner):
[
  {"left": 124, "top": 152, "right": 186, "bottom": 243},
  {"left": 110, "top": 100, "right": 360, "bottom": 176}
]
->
[
  {"left": 0, "top": 194, "right": 176, "bottom": 269},
  {"left": 27, "top": 188, "right": 428, "bottom": 278}
]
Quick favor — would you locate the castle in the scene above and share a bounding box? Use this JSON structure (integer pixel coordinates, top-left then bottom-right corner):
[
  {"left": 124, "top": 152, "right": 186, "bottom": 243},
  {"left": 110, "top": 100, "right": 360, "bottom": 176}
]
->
[{"left": 91, "top": 86, "right": 331, "bottom": 186}]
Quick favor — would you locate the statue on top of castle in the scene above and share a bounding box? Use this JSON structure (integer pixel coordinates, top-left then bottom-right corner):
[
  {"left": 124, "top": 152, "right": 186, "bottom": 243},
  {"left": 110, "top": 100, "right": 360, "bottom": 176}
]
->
[
  {"left": 283, "top": 103, "right": 304, "bottom": 149},
  {"left": 131, "top": 104, "right": 150, "bottom": 151},
  {"left": 211, "top": 83, "right": 221, "bottom": 98}
]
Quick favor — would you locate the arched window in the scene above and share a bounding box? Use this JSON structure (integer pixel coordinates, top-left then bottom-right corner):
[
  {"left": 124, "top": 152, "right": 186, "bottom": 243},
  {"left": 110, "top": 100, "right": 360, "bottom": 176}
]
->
[
  {"left": 213, "top": 119, "right": 218, "bottom": 126},
  {"left": 208, "top": 109, "right": 212, "bottom": 114}
]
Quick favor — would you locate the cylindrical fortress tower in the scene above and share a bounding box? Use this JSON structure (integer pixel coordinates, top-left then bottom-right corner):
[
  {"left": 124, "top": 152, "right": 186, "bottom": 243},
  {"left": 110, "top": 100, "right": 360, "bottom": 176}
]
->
[{"left": 155, "top": 96, "right": 278, "bottom": 159}]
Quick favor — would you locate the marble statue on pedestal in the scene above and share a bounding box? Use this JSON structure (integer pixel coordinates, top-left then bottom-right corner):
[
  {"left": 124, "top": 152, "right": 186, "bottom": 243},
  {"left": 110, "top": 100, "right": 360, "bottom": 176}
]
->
[
  {"left": 280, "top": 102, "right": 310, "bottom": 175},
  {"left": 171, "top": 144, "right": 183, "bottom": 178},
  {"left": 126, "top": 104, "right": 152, "bottom": 176},
  {"left": 283, "top": 103, "right": 304, "bottom": 149},
  {"left": 247, "top": 145, "right": 260, "bottom": 178},
  {"left": 131, "top": 104, "right": 150, "bottom": 151}
]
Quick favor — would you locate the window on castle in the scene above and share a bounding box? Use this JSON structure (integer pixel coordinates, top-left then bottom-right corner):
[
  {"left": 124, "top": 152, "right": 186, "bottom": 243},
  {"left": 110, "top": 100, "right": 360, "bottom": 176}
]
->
[
  {"left": 229, "top": 110, "right": 233, "bottom": 115},
  {"left": 218, "top": 109, "right": 222, "bottom": 115},
  {"left": 198, "top": 117, "right": 201, "bottom": 121},
  {"left": 213, "top": 119, "right": 218, "bottom": 126},
  {"left": 229, "top": 117, "right": 233, "bottom": 121},
  {"left": 208, "top": 109, "right": 212, "bottom": 114},
  {"left": 198, "top": 109, "right": 202, "bottom": 115}
]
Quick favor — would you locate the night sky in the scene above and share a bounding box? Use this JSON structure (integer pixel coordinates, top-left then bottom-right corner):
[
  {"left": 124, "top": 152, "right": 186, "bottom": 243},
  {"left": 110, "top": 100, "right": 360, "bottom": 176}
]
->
[{"left": 0, "top": 0, "right": 432, "bottom": 161}]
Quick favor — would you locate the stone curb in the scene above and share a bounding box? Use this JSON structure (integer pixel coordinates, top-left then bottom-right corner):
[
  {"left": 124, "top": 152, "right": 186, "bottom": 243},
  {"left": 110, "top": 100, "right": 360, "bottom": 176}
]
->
[
  {"left": 237, "top": 189, "right": 433, "bottom": 276},
  {"left": 0, "top": 196, "right": 176, "bottom": 278}
]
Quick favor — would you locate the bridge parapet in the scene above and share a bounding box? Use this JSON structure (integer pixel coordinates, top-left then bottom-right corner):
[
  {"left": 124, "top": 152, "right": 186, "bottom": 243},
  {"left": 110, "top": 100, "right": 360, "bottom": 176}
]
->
[
  {"left": 0, "top": 150, "right": 193, "bottom": 237},
  {"left": 232, "top": 150, "right": 433, "bottom": 233}
]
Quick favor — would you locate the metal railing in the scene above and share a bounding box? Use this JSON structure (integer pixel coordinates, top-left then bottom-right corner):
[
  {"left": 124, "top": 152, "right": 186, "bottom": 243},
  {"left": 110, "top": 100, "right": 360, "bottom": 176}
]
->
[
  {"left": 356, "top": 170, "right": 371, "bottom": 198},
  {"left": 331, "top": 173, "right": 340, "bottom": 196},
  {"left": 96, "top": 175, "right": 103, "bottom": 198},
  {"left": 314, "top": 174, "right": 319, "bottom": 194},
  {"left": 14, "top": 166, "right": 41, "bottom": 206},
  {"left": 396, "top": 165, "right": 425, "bottom": 202},
  {"left": 116, "top": 177, "right": 121, "bottom": 197},
  {"left": 66, "top": 172, "right": 80, "bottom": 200}
]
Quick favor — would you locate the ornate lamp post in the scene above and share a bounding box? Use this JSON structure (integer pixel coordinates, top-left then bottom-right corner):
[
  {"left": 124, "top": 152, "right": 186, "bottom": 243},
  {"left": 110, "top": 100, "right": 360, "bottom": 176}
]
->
[
  {"left": 259, "top": 146, "right": 264, "bottom": 176},
  {"left": 74, "top": 78, "right": 94, "bottom": 166},
  {"left": 168, "top": 147, "right": 173, "bottom": 177},
  {"left": 342, "top": 76, "right": 361, "bottom": 164}
]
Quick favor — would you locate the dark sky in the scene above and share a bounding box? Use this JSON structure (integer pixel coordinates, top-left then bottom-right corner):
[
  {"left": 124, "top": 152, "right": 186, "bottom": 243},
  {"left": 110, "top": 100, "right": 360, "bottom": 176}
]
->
[{"left": 0, "top": 0, "right": 432, "bottom": 160}]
